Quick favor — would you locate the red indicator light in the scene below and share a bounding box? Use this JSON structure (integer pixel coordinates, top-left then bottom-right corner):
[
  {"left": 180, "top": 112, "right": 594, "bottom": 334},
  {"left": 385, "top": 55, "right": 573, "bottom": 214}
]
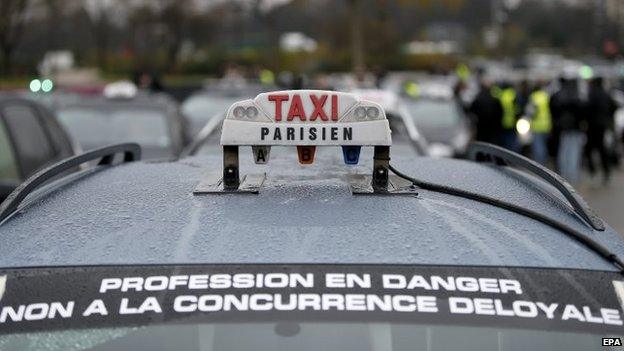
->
[{"left": 296, "top": 146, "right": 316, "bottom": 165}]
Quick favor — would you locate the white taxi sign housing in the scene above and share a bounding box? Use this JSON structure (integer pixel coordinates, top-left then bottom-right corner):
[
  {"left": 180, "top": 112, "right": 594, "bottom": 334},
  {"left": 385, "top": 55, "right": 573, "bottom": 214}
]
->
[
  {"left": 220, "top": 90, "right": 392, "bottom": 146},
  {"left": 199, "top": 90, "right": 400, "bottom": 195}
]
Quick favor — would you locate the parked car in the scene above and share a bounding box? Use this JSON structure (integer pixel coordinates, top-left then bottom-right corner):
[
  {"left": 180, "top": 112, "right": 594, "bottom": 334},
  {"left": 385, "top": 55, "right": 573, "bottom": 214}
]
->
[
  {"left": 0, "top": 90, "right": 622, "bottom": 348},
  {"left": 401, "top": 96, "right": 472, "bottom": 157},
  {"left": 0, "top": 95, "right": 76, "bottom": 201},
  {"left": 55, "top": 82, "right": 189, "bottom": 160},
  {"left": 347, "top": 88, "right": 430, "bottom": 156}
]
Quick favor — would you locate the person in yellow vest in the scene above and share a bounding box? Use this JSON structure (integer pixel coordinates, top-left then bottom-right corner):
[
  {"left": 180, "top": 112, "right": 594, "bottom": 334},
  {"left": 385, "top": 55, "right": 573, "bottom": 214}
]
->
[
  {"left": 526, "top": 82, "right": 552, "bottom": 165},
  {"left": 259, "top": 69, "right": 275, "bottom": 86},
  {"left": 494, "top": 82, "right": 520, "bottom": 152}
]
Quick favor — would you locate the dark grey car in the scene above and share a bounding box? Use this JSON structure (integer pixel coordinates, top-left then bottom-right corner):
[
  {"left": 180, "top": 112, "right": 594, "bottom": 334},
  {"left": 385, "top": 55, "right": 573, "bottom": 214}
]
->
[
  {"left": 56, "top": 93, "right": 189, "bottom": 160},
  {"left": 401, "top": 97, "right": 471, "bottom": 157},
  {"left": 0, "top": 96, "right": 76, "bottom": 201},
  {"left": 0, "top": 90, "right": 622, "bottom": 349}
]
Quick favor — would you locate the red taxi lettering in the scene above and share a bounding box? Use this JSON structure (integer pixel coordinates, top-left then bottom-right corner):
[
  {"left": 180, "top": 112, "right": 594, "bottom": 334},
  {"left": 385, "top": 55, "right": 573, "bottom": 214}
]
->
[
  {"left": 309, "top": 95, "right": 328, "bottom": 121},
  {"left": 297, "top": 146, "right": 316, "bottom": 164},
  {"left": 267, "top": 93, "right": 339, "bottom": 122},
  {"left": 287, "top": 94, "right": 306, "bottom": 121},
  {"left": 331, "top": 94, "right": 338, "bottom": 121},
  {"left": 268, "top": 94, "right": 289, "bottom": 121}
]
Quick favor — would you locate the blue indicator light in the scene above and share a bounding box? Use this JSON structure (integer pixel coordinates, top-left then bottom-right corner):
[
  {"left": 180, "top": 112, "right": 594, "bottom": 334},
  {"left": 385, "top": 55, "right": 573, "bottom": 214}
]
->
[{"left": 342, "top": 146, "right": 361, "bottom": 165}]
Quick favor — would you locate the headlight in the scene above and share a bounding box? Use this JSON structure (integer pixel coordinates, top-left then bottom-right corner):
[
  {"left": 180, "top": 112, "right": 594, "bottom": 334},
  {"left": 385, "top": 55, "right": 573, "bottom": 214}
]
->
[
  {"left": 228, "top": 102, "right": 270, "bottom": 122},
  {"left": 245, "top": 107, "right": 259, "bottom": 118},
  {"left": 354, "top": 107, "right": 367, "bottom": 120},
  {"left": 366, "top": 107, "right": 380, "bottom": 119},
  {"left": 233, "top": 106, "right": 246, "bottom": 119},
  {"left": 516, "top": 118, "right": 530, "bottom": 136},
  {"left": 342, "top": 104, "right": 384, "bottom": 122}
]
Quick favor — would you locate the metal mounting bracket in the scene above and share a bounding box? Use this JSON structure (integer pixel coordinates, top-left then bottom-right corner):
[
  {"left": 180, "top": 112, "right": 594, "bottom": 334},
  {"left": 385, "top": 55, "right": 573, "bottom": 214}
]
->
[
  {"left": 372, "top": 145, "right": 390, "bottom": 192},
  {"left": 194, "top": 145, "right": 266, "bottom": 194},
  {"left": 222, "top": 145, "right": 240, "bottom": 190},
  {"left": 197, "top": 144, "right": 400, "bottom": 195},
  {"left": 194, "top": 172, "right": 266, "bottom": 194},
  {"left": 348, "top": 174, "right": 418, "bottom": 195},
  {"left": 352, "top": 145, "right": 415, "bottom": 195}
]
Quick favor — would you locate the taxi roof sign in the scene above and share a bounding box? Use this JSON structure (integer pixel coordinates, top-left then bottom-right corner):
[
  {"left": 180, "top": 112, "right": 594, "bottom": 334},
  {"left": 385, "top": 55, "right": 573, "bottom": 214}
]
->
[
  {"left": 220, "top": 90, "right": 392, "bottom": 146},
  {"left": 195, "top": 90, "right": 407, "bottom": 195}
]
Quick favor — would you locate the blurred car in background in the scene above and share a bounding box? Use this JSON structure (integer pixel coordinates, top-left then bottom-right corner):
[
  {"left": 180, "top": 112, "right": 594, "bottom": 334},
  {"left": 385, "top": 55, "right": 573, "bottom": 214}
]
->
[
  {"left": 349, "top": 88, "right": 430, "bottom": 156},
  {"left": 610, "top": 89, "right": 624, "bottom": 166},
  {"left": 21, "top": 90, "right": 91, "bottom": 111},
  {"left": 617, "top": 107, "right": 624, "bottom": 149},
  {"left": 401, "top": 82, "right": 472, "bottom": 157},
  {"left": 0, "top": 95, "right": 76, "bottom": 201},
  {"left": 55, "top": 82, "right": 189, "bottom": 160},
  {"left": 401, "top": 96, "right": 471, "bottom": 157},
  {"left": 1, "top": 91, "right": 622, "bottom": 346},
  {"left": 182, "top": 93, "right": 244, "bottom": 138},
  {"left": 182, "top": 83, "right": 274, "bottom": 138}
]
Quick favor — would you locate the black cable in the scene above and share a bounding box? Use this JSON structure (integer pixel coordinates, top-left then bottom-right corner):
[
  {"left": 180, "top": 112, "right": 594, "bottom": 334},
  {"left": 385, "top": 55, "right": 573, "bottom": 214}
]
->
[{"left": 388, "top": 164, "right": 624, "bottom": 274}]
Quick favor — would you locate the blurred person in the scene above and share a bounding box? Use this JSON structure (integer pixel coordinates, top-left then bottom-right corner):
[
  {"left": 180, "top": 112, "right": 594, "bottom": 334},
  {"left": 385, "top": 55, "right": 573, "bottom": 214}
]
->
[
  {"left": 584, "top": 77, "right": 617, "bottom": 184},
  {"left": 147, "top": 72, "right": 164, "bottom": 92},
  {"left": 453, "top": 80, "right": 468, "bottom": 110},
  {"left": 258, "top": 68, "right": 275, "bottom": 86},
  {"left": 221, "top": 63, "right": 247, "bottom": 88},
  {"left": 276, "top": 71, "right": 294, "bottom": 88},
  {"left": 551, "top": 78, "right": 584, "bottom": 183},
  {"left": 525, "top": 81, "right": 552, "bottom": 165},
  {"left": 371, "top": 65, "right": 387, "bottom": 89},
  {"left": 404, "top": 81, "right": 420, "bottom": 98},
  {"left": 455, "top": 63, "right": 471, "bottom": 84},
  {"left": 291, "top": 74, "right": 307, "bottom": 90},
  {"left": 312, "top": 74, "right": 333, "bottom": 90},
  {"left": 133, "top": 70, "right": 164, "bottom": 92},
  {"left": 353, "top": 65, "right": 376, "bottom": 89},
  {"left": 516, "top": 80, "right": 531, "bottom": 116},
  {"left": 469, "top": 78, "right": 503, "bottom": 145},
  {"left": 495, "top": 82, "right": 520, "bottom": 152}
]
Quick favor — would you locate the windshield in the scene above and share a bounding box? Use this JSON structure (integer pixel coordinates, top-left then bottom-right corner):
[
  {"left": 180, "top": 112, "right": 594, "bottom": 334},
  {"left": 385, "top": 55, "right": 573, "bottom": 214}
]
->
[
  {"left": 403, "top": 99, "right": 461, "bottom": 129},
  {"left": 0, "top": 322, "right": 609, "bottom": 351},
  {"left": 57, "top": 107, "right": 171, "bottom": 149}
]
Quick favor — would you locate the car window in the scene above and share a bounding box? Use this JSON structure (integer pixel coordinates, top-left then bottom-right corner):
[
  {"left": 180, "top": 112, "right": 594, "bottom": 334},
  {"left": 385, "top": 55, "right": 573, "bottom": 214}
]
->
[
  {"left": 0, "top": 119, "right": 19, "bottom": 181},
  {"left": 2, "top": 103, "right": 55, "bottom": 177},
  {"left": 404, "top": 99, "right": 461, "bottom": 129},
  {"left": 57, "top": 107, "right": 172, "bottom": 150}
]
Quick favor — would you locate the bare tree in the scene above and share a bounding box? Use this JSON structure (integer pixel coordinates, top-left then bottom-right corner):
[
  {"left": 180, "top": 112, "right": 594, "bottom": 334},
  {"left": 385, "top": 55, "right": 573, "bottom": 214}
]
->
[
  {"left": 125, "top": 0, "right": 191, "bottom": 72},
  {"left": 251, "top": 0, "right": 289, "bottom": 71},
  {"left": 159, "top": 0, "right": 190, "bottom": 70},
  {"left": 0, "top": 0, "right": 29, "bottom": 75},
  {"left": 83, "top": 0, "right": 125, "bottom": 70},
  {"left": 347, "top": 0, "right": 364, "bottom": 72}
]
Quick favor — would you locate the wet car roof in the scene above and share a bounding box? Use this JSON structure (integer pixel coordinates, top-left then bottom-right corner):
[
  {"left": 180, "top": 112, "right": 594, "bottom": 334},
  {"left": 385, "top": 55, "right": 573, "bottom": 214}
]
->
[{"left": 0, "top": 143, "right": 622, "bottom": 272}]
